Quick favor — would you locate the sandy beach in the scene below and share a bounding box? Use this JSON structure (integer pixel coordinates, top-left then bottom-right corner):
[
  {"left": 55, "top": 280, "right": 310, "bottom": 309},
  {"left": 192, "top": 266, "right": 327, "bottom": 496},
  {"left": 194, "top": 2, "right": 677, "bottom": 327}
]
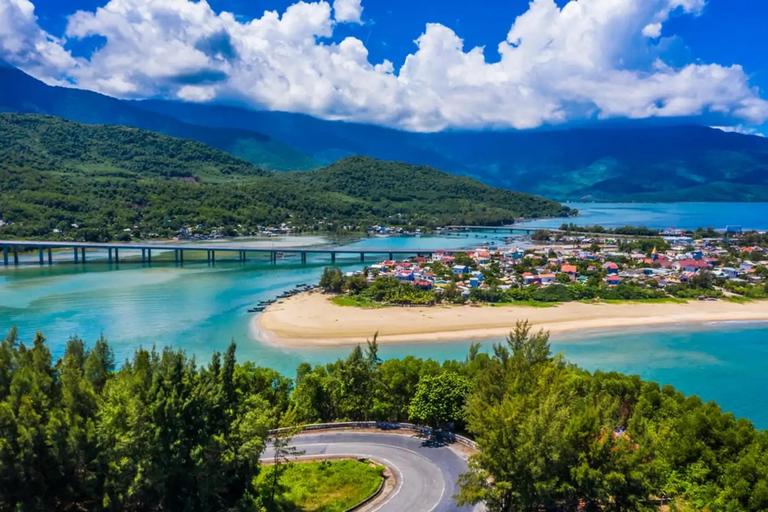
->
[{"left": 253, "top": 293, "right": 768, "bottom": 347}]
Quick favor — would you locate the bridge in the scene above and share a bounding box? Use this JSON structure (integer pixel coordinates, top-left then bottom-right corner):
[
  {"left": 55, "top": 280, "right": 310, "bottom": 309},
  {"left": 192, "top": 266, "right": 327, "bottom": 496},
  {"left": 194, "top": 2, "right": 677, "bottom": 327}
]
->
[
  {"left": 442, "top": 225, "right": 543, "bottom": 234},
  {"left": 0, "top": 240, "right": 461, "bottom": 266}
]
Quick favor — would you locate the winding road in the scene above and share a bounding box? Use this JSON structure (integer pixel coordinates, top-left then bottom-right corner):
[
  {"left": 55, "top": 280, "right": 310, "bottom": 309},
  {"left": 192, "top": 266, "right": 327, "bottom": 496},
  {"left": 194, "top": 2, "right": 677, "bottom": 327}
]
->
[{"left": 262, "top": 431, "right": 476, "bottom": 512}]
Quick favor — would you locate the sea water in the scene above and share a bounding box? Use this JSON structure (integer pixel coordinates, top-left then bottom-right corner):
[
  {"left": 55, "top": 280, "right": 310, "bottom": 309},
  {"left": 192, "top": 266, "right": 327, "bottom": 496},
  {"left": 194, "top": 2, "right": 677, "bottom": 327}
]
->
[{"left": 2, "top": 203, "right": 768, "bottom": 427}]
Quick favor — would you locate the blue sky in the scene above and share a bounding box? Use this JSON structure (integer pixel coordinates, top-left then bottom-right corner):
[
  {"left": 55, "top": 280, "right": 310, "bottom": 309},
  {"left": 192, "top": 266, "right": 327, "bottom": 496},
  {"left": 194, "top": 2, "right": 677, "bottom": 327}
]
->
[{"left": 2, "top": 0, "right": 767, "bottom": 133}]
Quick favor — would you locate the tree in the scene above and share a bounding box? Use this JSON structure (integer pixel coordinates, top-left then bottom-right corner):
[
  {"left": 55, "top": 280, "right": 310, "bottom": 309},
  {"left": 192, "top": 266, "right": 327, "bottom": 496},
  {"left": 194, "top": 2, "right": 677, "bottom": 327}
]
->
[
  {"left": 408, "top": 372, "right": 470, "bottom": 429},
  {"left": 457, "top": 321, "right": 654, "bottom": 512}
]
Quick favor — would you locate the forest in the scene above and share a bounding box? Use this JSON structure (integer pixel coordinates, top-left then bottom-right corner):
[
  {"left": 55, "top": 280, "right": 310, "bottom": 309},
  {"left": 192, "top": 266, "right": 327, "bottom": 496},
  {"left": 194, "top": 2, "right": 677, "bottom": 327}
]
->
[
  {"left": 1, "top": 323, "right": 767, "bottom": 511},
  {"left": 0, "top": 114, "right": 571, "bottom": 242}
]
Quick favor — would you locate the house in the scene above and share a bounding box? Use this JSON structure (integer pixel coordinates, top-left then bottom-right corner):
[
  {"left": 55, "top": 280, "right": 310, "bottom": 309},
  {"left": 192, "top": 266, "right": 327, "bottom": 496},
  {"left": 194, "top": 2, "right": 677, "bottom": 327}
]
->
[
  {"left": 414, "top": 280, "right": 434, "bottom": 290},
  {"left": 452, "top": 265, "right": 469, "bottom": 275},
  {"left": 561, "top": 264, "right": 577, "bottom": 275},
  {"left": 469, "top": 277, "right": 480, "bottom": 288},
  {"left": 740, "top": 261, "right": 756, "bottom": 273},
  {"left": 603, "top": 262, "right": 620, "bottom": 274},
  {"left": 672, "top": 259, "right": 709, "bottom": 272},
  {"left": 605, "top": 276, "right": 622, "bottom": 286},
  {"left": 539, "top": 273, "right": 557, "bottom": 285},
  {"left": 522, "top": 272, "right": 537, "bottom": 285},
  {"left": 714, "top": 267, "right": 739, "bottom": 279}
]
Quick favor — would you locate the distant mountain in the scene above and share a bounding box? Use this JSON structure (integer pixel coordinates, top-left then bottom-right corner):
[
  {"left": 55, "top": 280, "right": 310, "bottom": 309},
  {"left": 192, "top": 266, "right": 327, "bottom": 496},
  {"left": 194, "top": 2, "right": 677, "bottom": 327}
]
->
[
  {"left": 4, "top": 65, "right": 768, "bottom": 201},
  {"left": 0, "top": 114, "right": 568, "bottom": 241},
  {"left": 0, "top": 66, "right": 317, "bottom": 171},
  {"left": 134, "top": 100, "right": 768, "bottom": 202}
]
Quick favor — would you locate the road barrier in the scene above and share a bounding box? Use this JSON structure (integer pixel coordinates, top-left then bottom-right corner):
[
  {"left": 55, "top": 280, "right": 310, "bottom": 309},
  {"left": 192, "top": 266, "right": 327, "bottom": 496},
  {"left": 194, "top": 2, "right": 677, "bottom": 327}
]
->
[{"left": 269, "top": 421, "right": 478, "bottom": 451}]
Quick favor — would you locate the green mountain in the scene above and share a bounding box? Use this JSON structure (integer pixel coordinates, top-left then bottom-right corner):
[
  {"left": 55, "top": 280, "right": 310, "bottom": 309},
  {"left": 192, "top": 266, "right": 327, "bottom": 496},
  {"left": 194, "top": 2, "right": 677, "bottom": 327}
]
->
[
  {"left": 135, "top": 100, "right": 768, "bottom": 202},
  {"left": 0, "top": 114, "right": 569, "bottom": 241},
  {"left": 8, "top": 65, "right": 763, "bottom": 201},
  {"left": 0, "top": 66, "right": 317, "bottom": 172}
]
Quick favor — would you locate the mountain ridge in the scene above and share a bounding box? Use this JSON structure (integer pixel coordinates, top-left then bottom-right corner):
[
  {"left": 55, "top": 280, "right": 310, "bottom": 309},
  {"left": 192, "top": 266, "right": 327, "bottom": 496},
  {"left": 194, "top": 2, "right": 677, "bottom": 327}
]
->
[
  {"left": 0, "top": 113, "right": 569, "bottom": 241},
  {"left": 4, "top": 65, "right": 768, "bottom": 201},
  {"left": 0, "top": 67, "right": 318, "bottom": 172}
]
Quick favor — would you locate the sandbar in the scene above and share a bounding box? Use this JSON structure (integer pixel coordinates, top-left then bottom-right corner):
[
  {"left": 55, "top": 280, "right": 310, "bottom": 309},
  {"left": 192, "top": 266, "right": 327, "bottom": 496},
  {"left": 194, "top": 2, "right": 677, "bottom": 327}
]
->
[{"left": 253, "top": 292, "right": 768, "bottom": 347}]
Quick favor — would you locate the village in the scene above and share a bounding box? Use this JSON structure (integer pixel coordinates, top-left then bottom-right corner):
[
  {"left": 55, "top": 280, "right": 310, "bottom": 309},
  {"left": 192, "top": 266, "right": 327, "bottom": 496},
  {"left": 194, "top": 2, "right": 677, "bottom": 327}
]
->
[{"left": 324, "top": 229, "right": 768, "bottom": 305}]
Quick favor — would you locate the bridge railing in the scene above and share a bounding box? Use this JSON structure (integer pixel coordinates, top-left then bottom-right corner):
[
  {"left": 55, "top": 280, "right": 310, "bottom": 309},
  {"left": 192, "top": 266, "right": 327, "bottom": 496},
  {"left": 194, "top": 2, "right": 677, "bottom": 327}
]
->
[{"left": 269, "top": 421, "right": 479, "bottom": 451}]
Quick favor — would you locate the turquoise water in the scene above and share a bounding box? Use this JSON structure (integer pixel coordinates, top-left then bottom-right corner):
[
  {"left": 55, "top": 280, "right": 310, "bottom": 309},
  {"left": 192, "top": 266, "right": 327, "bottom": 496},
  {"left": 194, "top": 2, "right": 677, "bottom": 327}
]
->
[
  {"left": 0, "top": 234, "right": 507, "bottom": 371},
  {"left": 2, "top": 203, "right": 768, "bottom": 427},
  {"left": 519, "top": 202, "right": 768, "bottom": 231}
]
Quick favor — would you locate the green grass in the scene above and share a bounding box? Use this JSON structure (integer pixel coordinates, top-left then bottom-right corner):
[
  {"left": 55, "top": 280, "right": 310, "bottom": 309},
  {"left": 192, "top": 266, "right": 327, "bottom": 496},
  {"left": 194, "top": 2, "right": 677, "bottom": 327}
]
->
[
  {"left": 726, "top": 296, "right": 755, "bottom": 304},
  {"left": 331, "top": 295, "right": 384, "bottom": 308},
  {"left": 257, "top": 459, "right": 384, "bottom": 512},
  {"left": 489, "top": 300, "right": 561, "bottom": 308},
  {"left": 585, "top": 297, "right": 690, "bottom": 305}
]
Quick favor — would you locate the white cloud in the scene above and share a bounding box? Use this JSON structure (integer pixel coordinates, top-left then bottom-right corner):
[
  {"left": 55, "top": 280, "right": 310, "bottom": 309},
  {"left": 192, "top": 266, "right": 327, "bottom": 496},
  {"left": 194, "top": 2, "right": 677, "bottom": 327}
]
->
[
  {"left": 711, "top": 125, "right": 765, "bottom": 138},
  {"left": 642, "top": 23, "right": 662, "bottom": 38},
  {"left": 0, "top": 0, "right": 77, "bottom": 77},
  {"left": 333, "top": 0, "right": 363, "bottom": 24},
  {"left": 1, "top": 0, "right": 767, "bottom": 133}
]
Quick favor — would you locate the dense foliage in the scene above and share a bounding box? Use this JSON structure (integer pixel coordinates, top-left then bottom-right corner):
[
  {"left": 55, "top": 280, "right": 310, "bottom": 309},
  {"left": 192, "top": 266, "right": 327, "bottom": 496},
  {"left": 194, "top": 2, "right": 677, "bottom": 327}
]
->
[
  {"left": 0, "top": 114, "right": 569, "bottom": 241},
  {"left": 1, "top": 325, "right": 768, "bottom": 511}
]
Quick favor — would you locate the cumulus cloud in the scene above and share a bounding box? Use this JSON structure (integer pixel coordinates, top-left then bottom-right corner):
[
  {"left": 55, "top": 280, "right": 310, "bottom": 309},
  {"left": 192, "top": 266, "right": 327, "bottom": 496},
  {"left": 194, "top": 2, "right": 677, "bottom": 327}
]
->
[
  {"left": 333, "top": 0, "right": 363, "bottom": 24},
  {"left": 1, "top": 0, "right": 767, "bottom": 132},
  {"left": 0, "top": 0, "right": 77, "bottom": 77}
]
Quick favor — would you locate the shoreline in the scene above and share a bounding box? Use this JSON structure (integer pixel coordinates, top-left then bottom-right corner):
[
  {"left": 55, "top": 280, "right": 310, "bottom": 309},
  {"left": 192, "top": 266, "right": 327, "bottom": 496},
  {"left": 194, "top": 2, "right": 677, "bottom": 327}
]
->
[{"left": 253, "top": 292, "right": 768, "bottom": 347}]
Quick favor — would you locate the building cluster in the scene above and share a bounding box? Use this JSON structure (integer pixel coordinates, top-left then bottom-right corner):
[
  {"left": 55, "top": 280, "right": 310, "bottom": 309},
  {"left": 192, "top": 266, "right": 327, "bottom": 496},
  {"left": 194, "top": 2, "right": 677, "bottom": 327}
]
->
[{"left": 361, "top": 236, "right": 768, "bottom": 297}]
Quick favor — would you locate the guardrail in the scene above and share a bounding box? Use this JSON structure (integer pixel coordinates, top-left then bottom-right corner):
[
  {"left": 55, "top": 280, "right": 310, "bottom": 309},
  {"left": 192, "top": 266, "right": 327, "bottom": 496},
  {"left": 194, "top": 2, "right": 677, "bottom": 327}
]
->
[{"left": 269, "top": 421, "right": 479, "bottom": 451}]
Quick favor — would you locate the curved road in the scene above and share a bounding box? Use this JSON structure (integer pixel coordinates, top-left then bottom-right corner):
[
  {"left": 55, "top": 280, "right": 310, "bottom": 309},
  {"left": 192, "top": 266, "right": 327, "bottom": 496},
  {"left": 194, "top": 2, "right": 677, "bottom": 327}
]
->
[{"left": 263, "top": 432, "right": 476, "bottom": 512}]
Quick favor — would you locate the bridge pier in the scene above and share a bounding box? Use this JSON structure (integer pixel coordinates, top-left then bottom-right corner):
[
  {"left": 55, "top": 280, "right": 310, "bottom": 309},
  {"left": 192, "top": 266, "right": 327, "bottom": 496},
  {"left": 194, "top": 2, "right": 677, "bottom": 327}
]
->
[
  {"left": 141, "top": 249, "right": 146, "bottom": 264},
  {"left": 174, "top": 250, "right": 178, "bottom": 263},
  {"left": 3, "top": 246, "right": 8, "bottom": 266},
  {"left": 39, "top": 247, "right": 44, "bottom": 265},
  {"left": 179, "top": 250, "right": 183, "bottom": 265},
  {"left": 360, "top": 252, "right": 365, "bottom": 263},
  {"left": 81, "top": 247, "right": 86, "bottom": 264},
  {"left": 108, "top": 248, "right": 113, "bottom": 264},
  {"left": 13, "top": 248, "right": 18, "bottom": 266},
  {"left": 331, "top": 252, "right": 336, "bottom": 263},
  {"left": 147, "top": 249, "right": 152, "bottom": 264},
  {"left": 114, "top": 248, "right": 119, "bottom": 263},
  {"left": 301, "top": 252, "right": 306, "bottom": 264},
  {"left": 270, "top": 252, "right": 276, "bottom": 265},
  {"left": 74, "top": 247, "right": 79, "bottom": 264},
  {"left": 48, "top": 248, "right": 52, "bottom": 265},
  {"left": 388, "top": 252, "right": 393, "bottom": 261}
]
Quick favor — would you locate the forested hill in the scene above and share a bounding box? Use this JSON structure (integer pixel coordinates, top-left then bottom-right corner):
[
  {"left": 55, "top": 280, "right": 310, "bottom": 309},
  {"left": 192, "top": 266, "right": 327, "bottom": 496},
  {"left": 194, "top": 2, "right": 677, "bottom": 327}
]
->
[
  {"left": 0, "top": 66, "right": 317, "bottom": 172},
  {"left": 0, "top": 114, "right": 267, "bottom": 181},
  {"left": 0, "top": 114, "right": 569, "bottom": 241},
  {"left": 293, "top": 156, "right": 565, "bottom": 221}
]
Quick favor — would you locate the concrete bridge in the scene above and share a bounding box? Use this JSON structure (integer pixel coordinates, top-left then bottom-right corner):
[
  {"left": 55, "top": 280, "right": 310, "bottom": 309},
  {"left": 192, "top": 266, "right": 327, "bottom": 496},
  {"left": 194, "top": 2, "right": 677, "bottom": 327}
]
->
[{"left": 0, "top": 240, "right": 461, "bottom": 266}]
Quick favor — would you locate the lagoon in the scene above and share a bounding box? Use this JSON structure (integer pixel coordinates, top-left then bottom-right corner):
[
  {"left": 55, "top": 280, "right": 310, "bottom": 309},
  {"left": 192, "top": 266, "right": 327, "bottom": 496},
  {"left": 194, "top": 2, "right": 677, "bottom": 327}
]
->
[{"left": 2, "top": 202, "right": 768, "bottom": 427}]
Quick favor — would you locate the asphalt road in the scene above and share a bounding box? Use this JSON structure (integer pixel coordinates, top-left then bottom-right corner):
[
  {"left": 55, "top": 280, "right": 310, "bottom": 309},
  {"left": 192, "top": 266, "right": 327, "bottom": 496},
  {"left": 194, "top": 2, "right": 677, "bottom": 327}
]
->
[{"left": 262, "top": 431, "right": 476, "bottom": 512}]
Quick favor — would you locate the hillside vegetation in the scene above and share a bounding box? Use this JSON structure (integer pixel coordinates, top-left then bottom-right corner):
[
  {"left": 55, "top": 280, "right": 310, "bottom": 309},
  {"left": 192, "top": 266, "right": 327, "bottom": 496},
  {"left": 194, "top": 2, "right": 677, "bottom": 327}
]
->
[{"left": 0, "top": 114, "right": 569, "bottom": 241}]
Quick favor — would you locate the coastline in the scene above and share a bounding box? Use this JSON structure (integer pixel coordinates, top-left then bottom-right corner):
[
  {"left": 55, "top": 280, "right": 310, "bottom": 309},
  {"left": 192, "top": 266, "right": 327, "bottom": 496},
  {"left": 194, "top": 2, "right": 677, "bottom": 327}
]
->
[{"left": 253, "top": 292, "right": 768, "bottom": 347}]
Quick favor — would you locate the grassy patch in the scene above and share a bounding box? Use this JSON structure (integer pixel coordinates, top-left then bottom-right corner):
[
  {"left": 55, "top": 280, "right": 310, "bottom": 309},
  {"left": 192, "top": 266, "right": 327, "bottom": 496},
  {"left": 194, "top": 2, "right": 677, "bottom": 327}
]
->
[
  {"left": 592, "top": 297, "right": 689, "bottom": 305},
  {"left": 726, "top": 296, "right": 754, "bottom": 304},
  {"left": 257, "top": 459, "right": 384, "bottom": 512},
  {"left": 331, "top": 295, "right": 384, "bottom": 308},
  {"left": 489, "top": 300, "right": 561, "bottom": 308}
]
